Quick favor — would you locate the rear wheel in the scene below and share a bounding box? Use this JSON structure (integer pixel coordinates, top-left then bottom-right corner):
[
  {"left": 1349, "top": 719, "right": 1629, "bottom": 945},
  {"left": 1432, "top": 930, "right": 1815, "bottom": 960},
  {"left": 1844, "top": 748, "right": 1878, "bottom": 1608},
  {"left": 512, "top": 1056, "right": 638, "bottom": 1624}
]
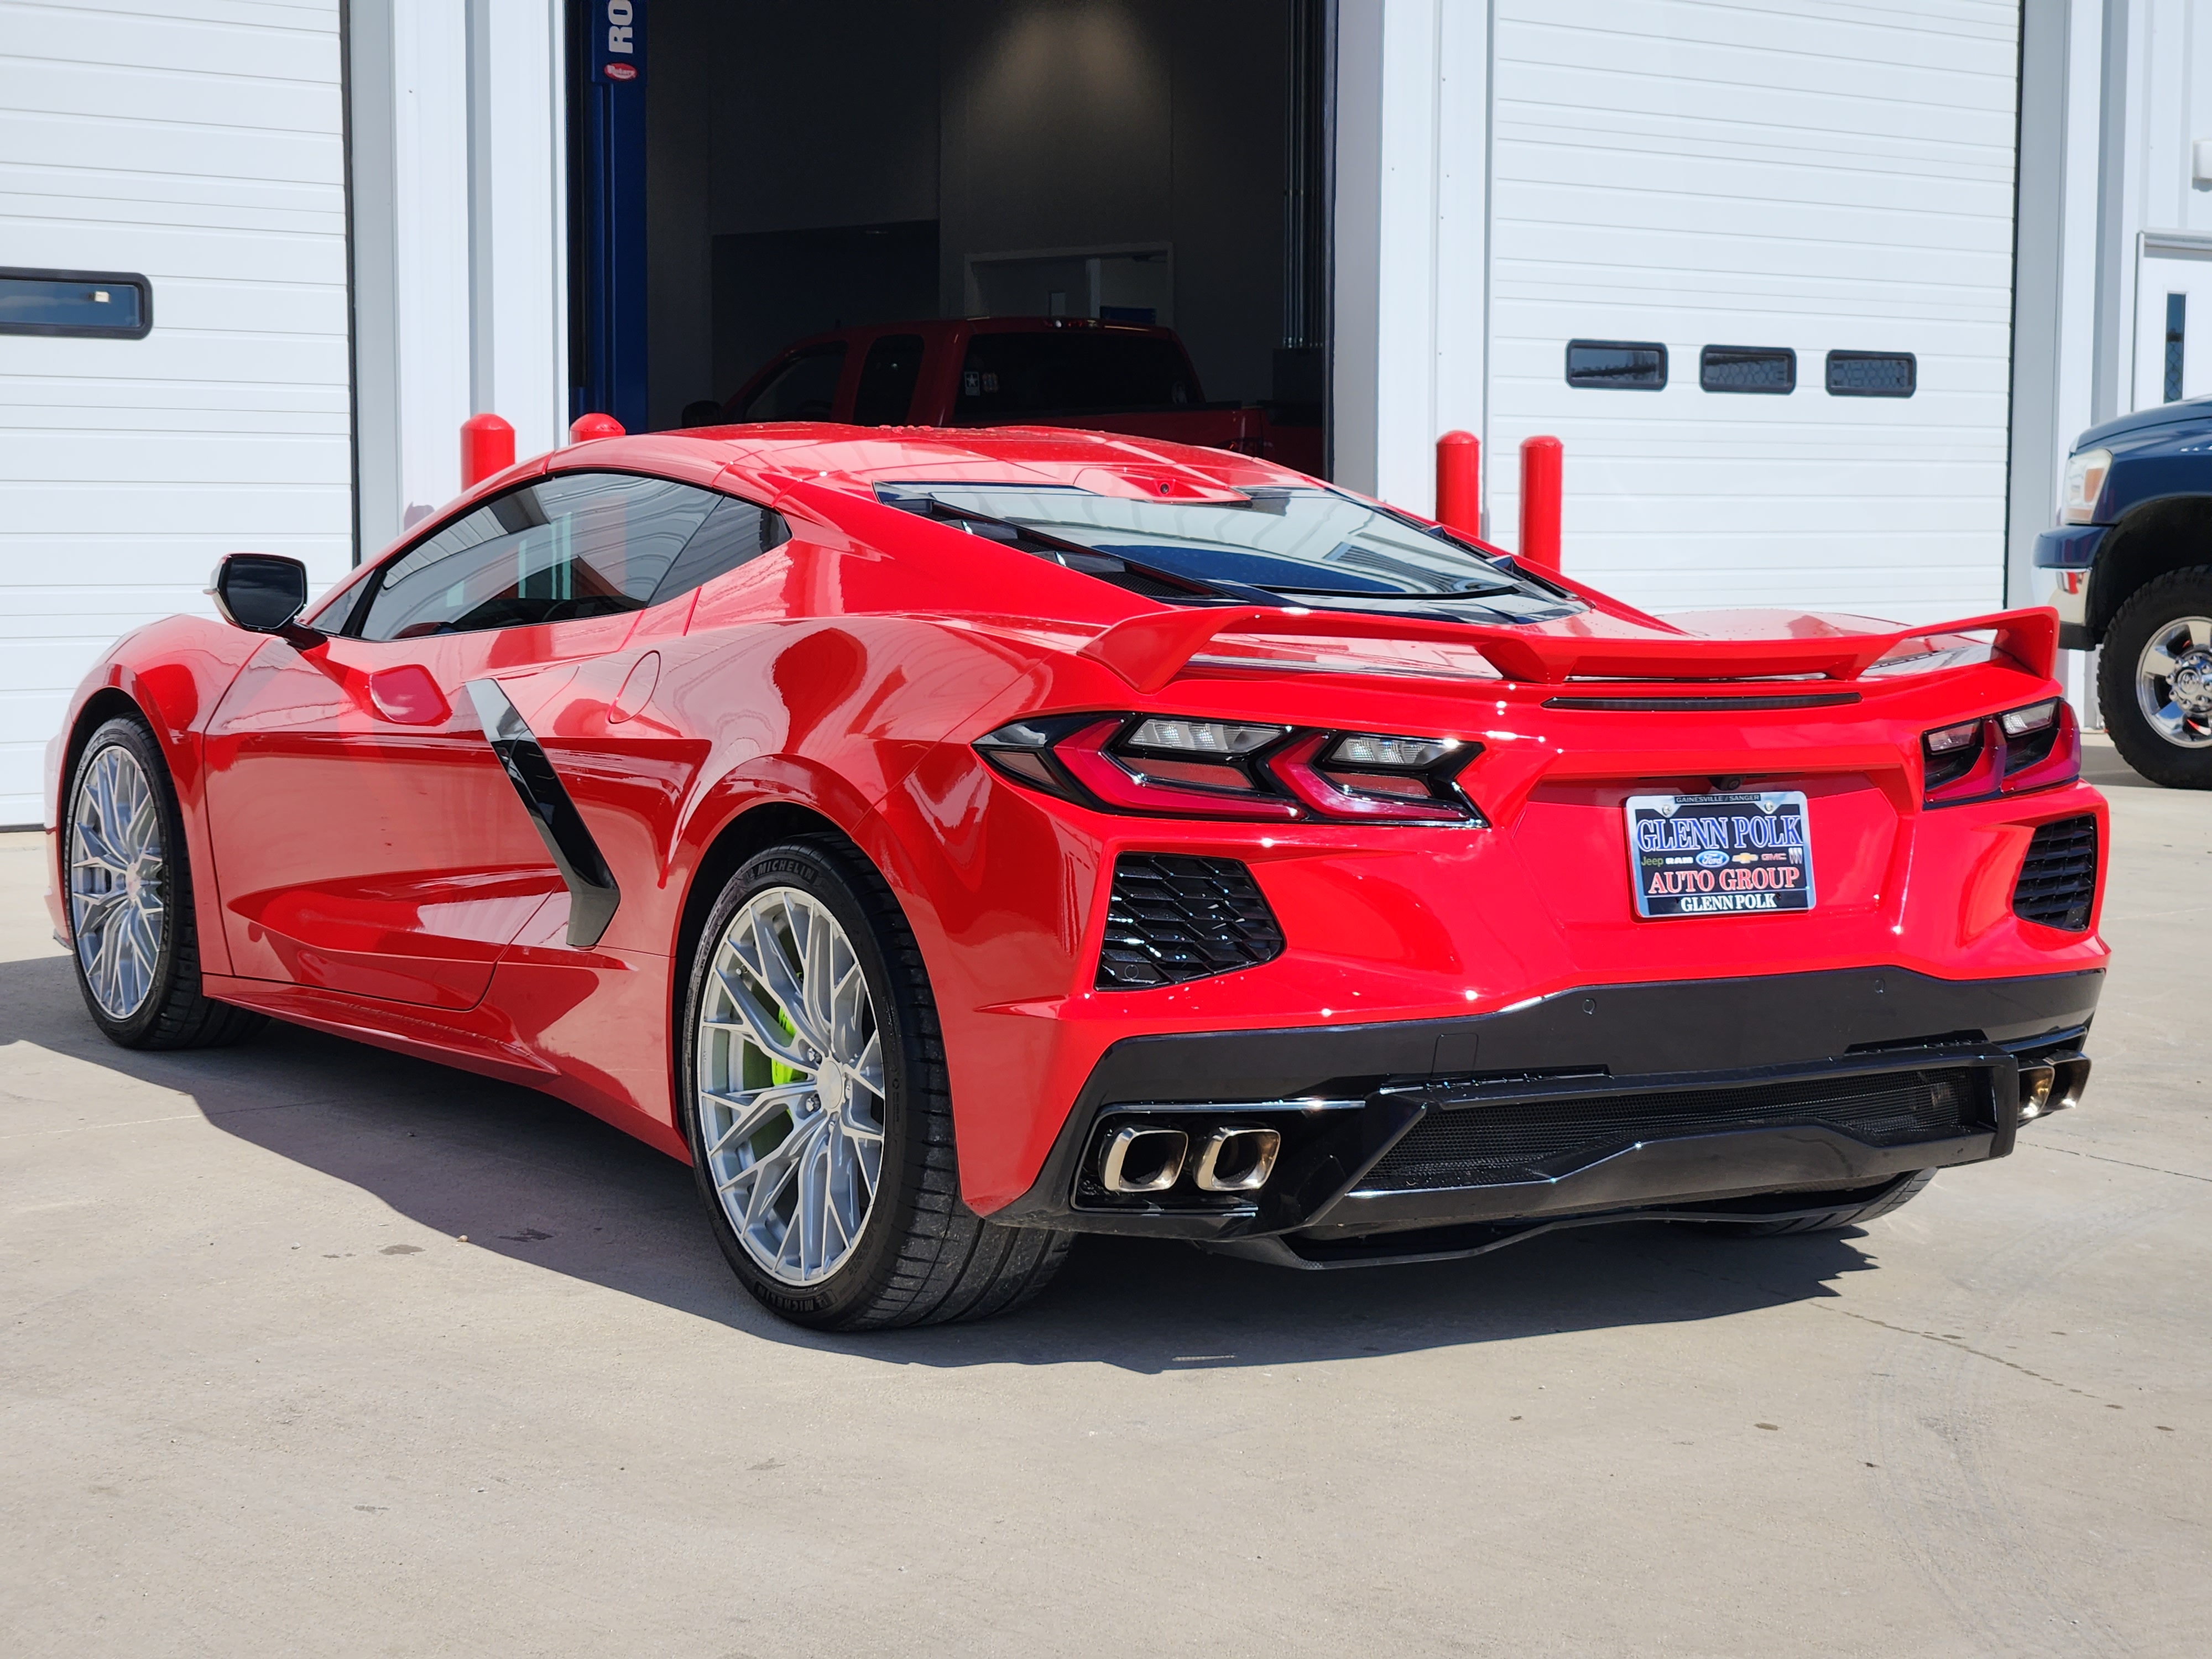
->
[
  {"left": 2099, "top": 566, "right": 2212, "bottom": 788},
  {"left": 679, "top": 836, "right": 1070, "bottom": 1329},
  {"left": 1705, "top": 1170, "right": 1936, "bottom": 1238},
  {"left": 65, "top": 716, "right": 264, "bottom": 1050}
]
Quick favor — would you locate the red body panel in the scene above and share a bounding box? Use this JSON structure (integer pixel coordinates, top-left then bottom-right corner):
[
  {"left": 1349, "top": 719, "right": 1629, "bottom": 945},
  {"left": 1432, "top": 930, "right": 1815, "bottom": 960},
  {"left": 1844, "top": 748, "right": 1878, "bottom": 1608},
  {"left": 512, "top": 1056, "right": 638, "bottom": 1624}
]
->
[{"left": 45, "top": 426, "right": 2110, "bottom": 1217}]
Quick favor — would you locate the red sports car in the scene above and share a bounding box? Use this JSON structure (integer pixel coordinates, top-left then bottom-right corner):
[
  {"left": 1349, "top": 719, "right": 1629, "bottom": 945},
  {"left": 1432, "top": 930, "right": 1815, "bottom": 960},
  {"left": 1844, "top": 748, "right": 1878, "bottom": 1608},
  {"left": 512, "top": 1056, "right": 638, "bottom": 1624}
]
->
[{"left": 45, "top": 426, "right": 2107, "bottom": 1328}]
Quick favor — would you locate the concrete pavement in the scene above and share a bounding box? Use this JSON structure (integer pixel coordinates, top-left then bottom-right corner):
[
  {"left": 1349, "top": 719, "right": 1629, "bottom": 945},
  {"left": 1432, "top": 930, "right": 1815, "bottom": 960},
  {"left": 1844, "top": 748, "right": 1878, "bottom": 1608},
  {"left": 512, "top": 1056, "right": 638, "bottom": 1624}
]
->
[{"left": 2, "top": 734, "right": 2206, "bottom": 1657}]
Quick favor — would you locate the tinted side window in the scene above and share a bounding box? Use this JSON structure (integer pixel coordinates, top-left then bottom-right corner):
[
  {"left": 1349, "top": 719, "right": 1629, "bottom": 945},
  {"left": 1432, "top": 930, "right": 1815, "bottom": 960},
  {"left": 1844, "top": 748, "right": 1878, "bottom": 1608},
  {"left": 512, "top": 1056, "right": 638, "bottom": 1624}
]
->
[
  {"left": 356, "top": 473, "right": 721, "bottom": 640},
  {"left": 646, "top": 496, "right": 791, "bottom": 605},
  {"left": 852, "top": 334, "right": 925, "bottom": 425},
  {"left": 954, "top": 332, "right": 1194, "bottom": 418},
  {"left": 741, "top": 345, "right": 847, "bottom": 421}
]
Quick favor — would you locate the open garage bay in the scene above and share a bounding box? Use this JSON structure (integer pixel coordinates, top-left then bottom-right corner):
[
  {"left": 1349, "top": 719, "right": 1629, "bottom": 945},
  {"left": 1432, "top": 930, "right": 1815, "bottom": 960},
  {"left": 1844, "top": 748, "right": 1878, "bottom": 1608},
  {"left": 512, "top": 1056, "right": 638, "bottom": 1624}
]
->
[{"left": 1, "top": 739, "right": 2205, "bottom": 1657}]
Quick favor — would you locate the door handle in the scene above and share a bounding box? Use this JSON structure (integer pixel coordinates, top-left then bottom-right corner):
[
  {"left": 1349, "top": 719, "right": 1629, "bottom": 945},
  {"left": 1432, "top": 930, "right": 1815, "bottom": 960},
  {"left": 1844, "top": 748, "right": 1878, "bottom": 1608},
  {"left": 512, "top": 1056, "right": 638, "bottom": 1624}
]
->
[{"left": 367, "top": 664, "right": 451, "bottom": 725}]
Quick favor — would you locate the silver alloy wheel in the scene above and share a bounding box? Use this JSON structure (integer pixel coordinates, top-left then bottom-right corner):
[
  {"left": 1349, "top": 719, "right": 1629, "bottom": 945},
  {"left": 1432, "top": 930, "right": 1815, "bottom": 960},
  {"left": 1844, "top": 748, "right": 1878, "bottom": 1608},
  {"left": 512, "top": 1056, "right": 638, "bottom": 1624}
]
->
[
  {"left": 697, "top": 887, "right": 887, "bottom": 1285},
  {"left": 2136, "top": 614, "right": 2212, "bottom": 748},
  {"left": 69, "top": 743, "right": 167, "bottom": 1020}
]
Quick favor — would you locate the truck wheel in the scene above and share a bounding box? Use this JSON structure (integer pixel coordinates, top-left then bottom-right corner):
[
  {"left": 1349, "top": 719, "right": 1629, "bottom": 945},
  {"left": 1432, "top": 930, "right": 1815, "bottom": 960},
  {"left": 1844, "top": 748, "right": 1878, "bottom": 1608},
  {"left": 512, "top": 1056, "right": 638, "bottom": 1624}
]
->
[
  {"left": 679, "top": 836, "right": 1072, "bottom": 1329},
  {"left": 2099, "top": 565, "right": 2212, "bottom": 788}
]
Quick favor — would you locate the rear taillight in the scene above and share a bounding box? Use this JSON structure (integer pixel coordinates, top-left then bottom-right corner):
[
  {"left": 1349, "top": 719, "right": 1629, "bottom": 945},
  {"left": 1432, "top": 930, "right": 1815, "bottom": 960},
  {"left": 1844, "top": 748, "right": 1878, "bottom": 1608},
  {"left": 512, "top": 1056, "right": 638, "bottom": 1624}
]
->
[
  {"left": 1921, "top": 698, "right": 2079, "bottom": 806},
  {"left": 976, "top": 714, "right": 1484, "bottom": 824}
]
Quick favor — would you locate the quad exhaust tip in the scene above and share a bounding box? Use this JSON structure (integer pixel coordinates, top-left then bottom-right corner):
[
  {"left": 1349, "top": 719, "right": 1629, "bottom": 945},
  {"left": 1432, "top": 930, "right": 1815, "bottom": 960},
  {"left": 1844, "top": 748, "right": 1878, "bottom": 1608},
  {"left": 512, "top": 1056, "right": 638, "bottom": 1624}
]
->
[
  {"left": 1097, "top": 1123, "right": 1284, "bottom": 1194},
  {"left": 1193, "top": 1125, "right": 1282, "bottom": 1192},
  {"left": 1099, "top": 1125, "right": 1188, "bottom": 1193},
  {"left": 2018, "top": 1055, "right": 2091, "bottom": 1123}
]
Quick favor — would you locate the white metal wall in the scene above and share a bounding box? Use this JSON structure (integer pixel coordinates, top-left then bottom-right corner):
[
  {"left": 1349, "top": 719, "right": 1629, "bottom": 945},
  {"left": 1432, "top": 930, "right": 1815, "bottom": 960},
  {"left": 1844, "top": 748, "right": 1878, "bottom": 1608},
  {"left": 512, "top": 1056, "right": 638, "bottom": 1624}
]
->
[
  {"left": 1481, "top": 0, "right": 2023, "bottom": 624},
  {"left": 348, "top": 0, "right": 567, "bottom": 555},
  {"left": 1338, "top": 0, "right": 2029, "bottom": 629},
  {"left": 0, "top": 0, "right": 353, "bottom": 826}
]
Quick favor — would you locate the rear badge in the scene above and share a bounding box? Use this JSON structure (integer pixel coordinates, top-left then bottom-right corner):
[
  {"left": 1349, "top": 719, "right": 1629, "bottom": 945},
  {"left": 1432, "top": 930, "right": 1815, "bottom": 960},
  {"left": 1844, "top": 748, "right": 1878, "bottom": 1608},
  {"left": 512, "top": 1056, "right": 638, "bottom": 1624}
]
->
[{"left": 1626, "top": 791, "right": 1815, "bottom": 919}]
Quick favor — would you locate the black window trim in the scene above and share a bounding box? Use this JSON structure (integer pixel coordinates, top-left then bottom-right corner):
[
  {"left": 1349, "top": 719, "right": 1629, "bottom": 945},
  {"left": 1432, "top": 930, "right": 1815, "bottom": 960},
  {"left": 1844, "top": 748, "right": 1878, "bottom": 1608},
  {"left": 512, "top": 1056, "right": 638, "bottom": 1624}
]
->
[
  {"left": 1825, "top": 349, "right": 1918, "bottom": 398},
  {"left": 1564, "top": 338, "right": 1669, "bottom": 391},
  {"left": 340, "top": 468, "right": 787, "bottom": 639},
  {"left": 0, "top": 264, "right": 154, "bottom": 340},
  {"left": 1698, "top": 343, "right": 1798, "bottom": 395}
]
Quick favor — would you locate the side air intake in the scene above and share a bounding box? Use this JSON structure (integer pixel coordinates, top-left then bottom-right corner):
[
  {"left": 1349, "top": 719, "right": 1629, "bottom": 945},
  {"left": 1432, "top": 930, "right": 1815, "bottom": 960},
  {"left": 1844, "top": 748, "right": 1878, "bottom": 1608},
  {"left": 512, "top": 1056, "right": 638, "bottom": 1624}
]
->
[
  {"left": 2012, "top": 815, "right": 2097, "bottom": 932},
  {"left": 1095, "top": 854, "right": 1284, "bottom": 989}
]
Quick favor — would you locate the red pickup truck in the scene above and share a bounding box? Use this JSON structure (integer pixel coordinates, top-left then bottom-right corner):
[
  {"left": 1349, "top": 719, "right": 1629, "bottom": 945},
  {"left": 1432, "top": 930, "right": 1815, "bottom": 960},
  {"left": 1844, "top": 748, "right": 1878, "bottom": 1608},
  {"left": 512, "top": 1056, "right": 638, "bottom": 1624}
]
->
[{"left": 686, "top": 317, "right": 1324, "bottom": 477}]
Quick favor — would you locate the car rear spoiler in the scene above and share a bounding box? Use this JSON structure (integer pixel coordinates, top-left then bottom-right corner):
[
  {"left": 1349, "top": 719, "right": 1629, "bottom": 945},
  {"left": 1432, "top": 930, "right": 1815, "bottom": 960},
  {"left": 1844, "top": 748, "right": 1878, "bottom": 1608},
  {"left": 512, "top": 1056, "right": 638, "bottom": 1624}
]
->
[{"left": 1077, "top": 604, "right": 2060, "bottom": 692}]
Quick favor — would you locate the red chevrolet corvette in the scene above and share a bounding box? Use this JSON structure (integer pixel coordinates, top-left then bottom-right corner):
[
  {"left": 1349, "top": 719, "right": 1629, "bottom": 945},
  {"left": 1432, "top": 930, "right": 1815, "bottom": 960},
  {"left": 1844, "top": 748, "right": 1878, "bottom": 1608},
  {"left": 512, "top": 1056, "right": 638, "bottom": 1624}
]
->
[{"left": 45, "top": 426, "right": 2107, "bottom": 1328}]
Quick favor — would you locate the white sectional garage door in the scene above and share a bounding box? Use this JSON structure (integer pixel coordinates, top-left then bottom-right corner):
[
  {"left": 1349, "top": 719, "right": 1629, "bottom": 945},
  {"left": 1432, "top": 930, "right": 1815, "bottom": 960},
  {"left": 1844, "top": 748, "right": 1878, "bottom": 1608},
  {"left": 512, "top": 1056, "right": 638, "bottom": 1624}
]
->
[
  {"left": 1484, "top": 0, "right": 2020, "bottom": 625},
  {"left": 0, "top": 0, "right": 352, "bottom": 826}
]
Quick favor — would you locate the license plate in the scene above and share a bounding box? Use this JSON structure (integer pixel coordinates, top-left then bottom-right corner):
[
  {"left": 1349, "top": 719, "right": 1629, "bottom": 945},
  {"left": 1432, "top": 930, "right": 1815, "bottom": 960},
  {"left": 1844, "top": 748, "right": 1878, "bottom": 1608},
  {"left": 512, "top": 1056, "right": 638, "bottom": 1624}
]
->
[{"left": 1625, "top": 791, "right": 1816, "bottom": 919}]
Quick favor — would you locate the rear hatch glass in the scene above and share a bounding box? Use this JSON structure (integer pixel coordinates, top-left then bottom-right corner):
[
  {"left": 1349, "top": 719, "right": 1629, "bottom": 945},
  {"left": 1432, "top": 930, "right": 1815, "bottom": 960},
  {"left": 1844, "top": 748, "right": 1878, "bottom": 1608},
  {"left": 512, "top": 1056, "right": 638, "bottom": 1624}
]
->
[{"left": 878, "top": 482, "right": 1583, "bottom": 625}]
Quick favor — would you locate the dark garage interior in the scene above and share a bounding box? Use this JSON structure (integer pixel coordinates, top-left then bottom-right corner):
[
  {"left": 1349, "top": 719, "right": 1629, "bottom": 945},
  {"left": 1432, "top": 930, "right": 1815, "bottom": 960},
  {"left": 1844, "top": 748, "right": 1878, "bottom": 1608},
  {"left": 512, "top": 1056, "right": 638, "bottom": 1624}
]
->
[{"left": 630, "top": 0, "right": 1327, "bottom": 457}]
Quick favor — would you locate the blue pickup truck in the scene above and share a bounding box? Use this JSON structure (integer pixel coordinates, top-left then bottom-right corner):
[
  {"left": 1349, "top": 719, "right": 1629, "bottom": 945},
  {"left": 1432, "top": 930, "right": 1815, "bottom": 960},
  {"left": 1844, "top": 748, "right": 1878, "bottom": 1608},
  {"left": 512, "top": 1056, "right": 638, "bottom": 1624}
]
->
[{"left": 2037, "top": 399, "right": 2212, "bottom": 788}]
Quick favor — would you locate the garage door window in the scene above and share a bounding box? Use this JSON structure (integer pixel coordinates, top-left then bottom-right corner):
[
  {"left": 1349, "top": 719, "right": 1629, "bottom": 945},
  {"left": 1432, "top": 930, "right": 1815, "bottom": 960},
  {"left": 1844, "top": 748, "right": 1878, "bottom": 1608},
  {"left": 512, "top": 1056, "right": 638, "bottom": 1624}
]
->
[
  {"left": 1824, "top": 352, "right": 1916, "bottom": 398},
  {"left": 1699, "top": 346, "right": 1795, "bottom": 394},
  {"left": 742, "top": 345, "right": 847, "bottom": 421},
  {"left": 0, "top": 267, "right": 152, "bottom": 338},
  {"left": 1564, "top": 340, "right": 1667, "bottom": 390}
]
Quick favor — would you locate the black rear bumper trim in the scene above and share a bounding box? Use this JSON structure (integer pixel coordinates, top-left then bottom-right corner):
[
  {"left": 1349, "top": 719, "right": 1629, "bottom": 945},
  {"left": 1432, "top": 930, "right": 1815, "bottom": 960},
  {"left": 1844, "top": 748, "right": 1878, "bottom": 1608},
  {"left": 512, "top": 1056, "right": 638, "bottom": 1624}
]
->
[{"left": 987, "top": 966, "right": 2101, "bottom": 1239}]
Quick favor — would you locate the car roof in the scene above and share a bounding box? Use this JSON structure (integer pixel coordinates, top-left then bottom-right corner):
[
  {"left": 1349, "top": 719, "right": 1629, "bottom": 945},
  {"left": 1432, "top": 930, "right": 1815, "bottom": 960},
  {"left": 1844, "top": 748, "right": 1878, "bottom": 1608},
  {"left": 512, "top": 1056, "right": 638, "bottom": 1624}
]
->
[{"left": 553, "top": 422, "right": 1308, "bottom": 501}]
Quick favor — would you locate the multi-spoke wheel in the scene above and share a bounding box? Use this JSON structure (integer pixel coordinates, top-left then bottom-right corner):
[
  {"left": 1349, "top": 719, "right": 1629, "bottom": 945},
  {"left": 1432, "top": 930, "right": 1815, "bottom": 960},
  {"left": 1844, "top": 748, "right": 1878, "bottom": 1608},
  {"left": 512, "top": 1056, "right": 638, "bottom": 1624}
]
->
[
  {"left": 70, "top": 739, "right": 166, "bottom": 1021},
  {"left": 63, "top": 717, "right": 264, "bottom": 1048},
  {"left": 680, "top": 838, "right": 1072, "bottom": 1329},
  {"left": 697, "top": 887, "right": 888, "bottom": 1285},
  {"left": 2101, "top": 567, "right": 2212, "bottom": 788}
]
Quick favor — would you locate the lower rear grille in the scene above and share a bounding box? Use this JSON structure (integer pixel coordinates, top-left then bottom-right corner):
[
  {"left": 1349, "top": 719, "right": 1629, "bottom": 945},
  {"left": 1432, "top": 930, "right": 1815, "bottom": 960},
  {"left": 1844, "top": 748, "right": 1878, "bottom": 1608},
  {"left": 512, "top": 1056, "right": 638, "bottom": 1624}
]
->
[
  {"left": 1360, "top": 1069, "right": 1978, "bottom": 1192},
  {"left": 1095, "top": 854, "right": 1285, "bottom": 989},
  {"left": 2012, "top": 815, "right": 2097, "bottom": 932}
]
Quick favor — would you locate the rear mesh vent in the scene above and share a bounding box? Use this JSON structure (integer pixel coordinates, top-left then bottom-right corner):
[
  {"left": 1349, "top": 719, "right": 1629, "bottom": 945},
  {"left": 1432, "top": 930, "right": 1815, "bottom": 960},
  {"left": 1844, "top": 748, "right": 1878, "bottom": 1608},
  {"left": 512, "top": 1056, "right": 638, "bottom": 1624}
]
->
[
  {"left": 2012, "top": 815, "right": 2098, "bottom": 931},
  {"left": 1361, "top": 1070, "right": 1978, "bottom": 1192},
  {"left": 1096, "top": 854, "right": 1284, "bottom": 989}
]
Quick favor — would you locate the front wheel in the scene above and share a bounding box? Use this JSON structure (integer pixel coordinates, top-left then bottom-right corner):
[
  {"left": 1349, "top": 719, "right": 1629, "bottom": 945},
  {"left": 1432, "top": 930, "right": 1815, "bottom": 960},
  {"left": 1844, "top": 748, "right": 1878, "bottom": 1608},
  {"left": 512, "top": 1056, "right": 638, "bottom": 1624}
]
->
[
  {"left": 2098, "top": 565, "right": 2212, "bottom": 788},
  {"left": 678, "top": 837, "right": 1070, "bottom": 1329},
  {"left": 64, "top": 716, "right": 264, "bottom": 1049}
]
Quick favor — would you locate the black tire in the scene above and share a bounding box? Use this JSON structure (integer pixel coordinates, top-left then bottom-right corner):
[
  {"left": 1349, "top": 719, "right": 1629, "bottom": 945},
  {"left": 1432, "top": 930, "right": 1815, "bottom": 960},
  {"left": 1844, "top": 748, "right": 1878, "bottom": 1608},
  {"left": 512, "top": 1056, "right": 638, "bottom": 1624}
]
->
[
  {"left": 2098, "top": 564, "right": 2212, "bottom": 789},
  {"left": 1705, "top": 1170, "right": 1936, "bottom": 1238},
  {"left": 63, "top": 716, "right": 266, "bottom": 1050},
  {"left": 678, "top": 836, "right": 1071, "bottom": 1330}
]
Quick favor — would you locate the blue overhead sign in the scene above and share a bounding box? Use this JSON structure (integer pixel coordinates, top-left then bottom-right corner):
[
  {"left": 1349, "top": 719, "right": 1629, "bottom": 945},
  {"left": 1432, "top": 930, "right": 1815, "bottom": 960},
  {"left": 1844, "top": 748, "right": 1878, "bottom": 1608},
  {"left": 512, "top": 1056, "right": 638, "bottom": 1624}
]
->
[{"left": 591, "top": 0, "right": 644, "bottom": 84}]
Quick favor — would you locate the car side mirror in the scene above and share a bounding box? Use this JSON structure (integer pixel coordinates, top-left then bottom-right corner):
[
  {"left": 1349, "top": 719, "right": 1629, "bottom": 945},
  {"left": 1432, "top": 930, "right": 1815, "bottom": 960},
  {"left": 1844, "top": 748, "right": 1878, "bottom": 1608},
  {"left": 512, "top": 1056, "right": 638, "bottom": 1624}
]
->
[
  {"left": 679, "top": 399, "right": 726, "bottom": 427},
  {"left": 210, "top": 553, "right": 320, "bottom": 648}
]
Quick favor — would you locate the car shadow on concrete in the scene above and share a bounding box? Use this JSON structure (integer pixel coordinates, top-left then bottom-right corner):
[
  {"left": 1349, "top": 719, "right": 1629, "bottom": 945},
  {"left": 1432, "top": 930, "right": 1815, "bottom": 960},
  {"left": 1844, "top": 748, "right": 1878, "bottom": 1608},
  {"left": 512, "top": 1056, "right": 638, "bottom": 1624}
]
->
[{"left": 2, "top": 951, "right": 1877, "bottom": 1372}]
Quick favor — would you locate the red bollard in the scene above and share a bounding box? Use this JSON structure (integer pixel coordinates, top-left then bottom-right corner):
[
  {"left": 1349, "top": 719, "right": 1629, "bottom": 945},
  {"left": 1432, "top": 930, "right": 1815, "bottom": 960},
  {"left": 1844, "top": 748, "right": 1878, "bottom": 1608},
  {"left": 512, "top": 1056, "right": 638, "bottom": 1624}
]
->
[
  {"left": 1519, "top": 435, "right": 1563, "bottom": 572},
  {"left": 460, "top": 412, "right": 515, "bottom": 488},
  {"left": 569, "top": 412, "right": 625, "bottom": 443},
  {"left": 1435, "top": 430, "right": 1480, "bottom": 536}
]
